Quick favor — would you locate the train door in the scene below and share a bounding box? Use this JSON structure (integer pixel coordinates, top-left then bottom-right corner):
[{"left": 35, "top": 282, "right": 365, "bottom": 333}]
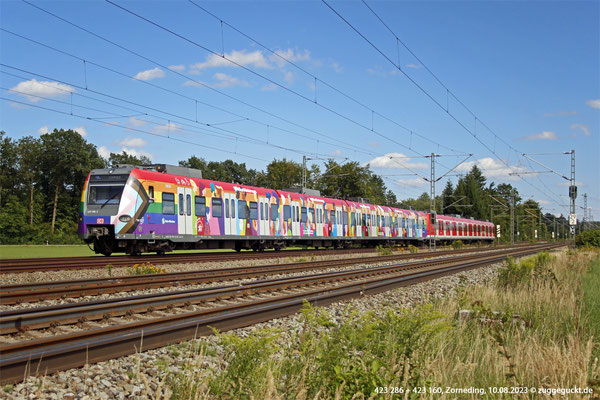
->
[
  {"left": 259, "top": 197, "right": 269, "bottom": 236},
  {"left": 335, "top": 206, "right": 342, "bottom": 236},
  {"left": 292, "top": 201, "right": 300, "bottom": 236},
  {"left": 356, "top": 210, "right": 362, "bottom": 237},
  {"left": 315, "top": 203, "right": 323, "bottom": 237},
  {"left": 222, "top": 192, "right": 236, "bottom": 236},
  {"left": 177, "top": 187, "right": 193, "bottom": 235}
]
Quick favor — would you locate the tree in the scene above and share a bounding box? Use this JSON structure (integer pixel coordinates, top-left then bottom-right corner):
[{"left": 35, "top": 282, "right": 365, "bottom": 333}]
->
[
  {"left": 40, "top": 129, "right": 104, "bottom": 233},
  {"left": 259, "top": 158, "right": 304, "bottom": 189},
  {"left": 180, "top": 156, "right": 258, "bottom": 185},
  {"left": 0, "top": 131, "right": 18, "bottom": 208},
  {"left": 108, "top": 151, "right": 151, "bottom": 167},
  {"left": 17, "top": 136, "right": 42, "bottom": 225},
  {"left": 440, "top": 180, "right": 455, "bottom": 214}
]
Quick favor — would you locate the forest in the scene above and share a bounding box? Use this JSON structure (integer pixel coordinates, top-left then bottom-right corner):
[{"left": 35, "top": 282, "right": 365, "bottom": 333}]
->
[{"left": 0, "top": 129, "right": 567, "bottom": 244}]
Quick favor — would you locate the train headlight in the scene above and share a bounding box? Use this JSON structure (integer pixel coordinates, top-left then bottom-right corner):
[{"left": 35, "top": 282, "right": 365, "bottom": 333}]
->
[{"left": 119, "top": 215, "right": 132, "bottom": 223}]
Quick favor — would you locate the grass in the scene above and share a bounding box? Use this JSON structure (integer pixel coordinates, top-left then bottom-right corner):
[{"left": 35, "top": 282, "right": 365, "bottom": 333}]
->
[
  {"left": 0, "top": 245, "right": 309, "bottom": 259},
  {"left": 583, "top": 254, "right": 600, "bottom": 358},
  {"left": 161, "top": 249, "right": 600, "bottom": 399}
]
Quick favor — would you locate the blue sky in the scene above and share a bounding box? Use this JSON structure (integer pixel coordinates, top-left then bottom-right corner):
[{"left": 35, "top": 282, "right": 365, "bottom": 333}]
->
[{"left": 1, "top": 0, "right": 598, "bottom": 219}]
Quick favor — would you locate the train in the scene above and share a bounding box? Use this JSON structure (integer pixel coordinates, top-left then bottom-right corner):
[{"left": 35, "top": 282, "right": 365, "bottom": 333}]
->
[{"left": 79, "top": 164, "right": 495, "bottom": 256}]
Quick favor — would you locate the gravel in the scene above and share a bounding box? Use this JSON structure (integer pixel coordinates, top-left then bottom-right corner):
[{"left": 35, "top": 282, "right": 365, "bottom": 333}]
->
[{"left": 1, "top": 248, "right": 557, "bottom": 399}]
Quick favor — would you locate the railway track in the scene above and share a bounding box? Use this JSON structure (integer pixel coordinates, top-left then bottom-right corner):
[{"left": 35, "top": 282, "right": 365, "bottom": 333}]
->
[
  {"left": 0, "top": 245, "right": 516, "bottom": 305},
  {"left": 0, "top": 244, "right": 503, "bottom": 274},
  {"left": 0, "top": 247, "right": 385, "bottom": 274},
  {"left": 0, "top": 242, "right": 564, "bottom": 384}
]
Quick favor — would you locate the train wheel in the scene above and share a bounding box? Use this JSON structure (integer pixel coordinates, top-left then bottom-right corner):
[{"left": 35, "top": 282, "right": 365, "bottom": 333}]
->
[
  {"left": 156, "top": 250, "right": 165, "bottom": 256},
  {"left": 101, "top": 251, "right": 112, "bottom": 257}
]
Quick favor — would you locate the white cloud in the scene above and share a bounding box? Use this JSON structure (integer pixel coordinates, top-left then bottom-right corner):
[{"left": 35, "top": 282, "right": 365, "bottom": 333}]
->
[
  {"left": 121, "top": 147, "right": 153, "bottom": 161},
  {"left": 10, "top": 79, "right": 75, "bottom": 103},
  {"left": 184, "top": 73, "right": 249, "bottom": 89},
  {"left": 212, "top": 72, "right": 250, "bottom": 88},
  {"left": 364, "top": 153, "right": 428, "bottom": 170},
  {"left": 118, "top": 137, "right": 147, "bottom": 147},
  {"left": 330, "top": 149, "right": 343, "bottom": 156},
  {"left": 133, "top": 67, "right": 165, "bottom": 81},
  {"left": 37, "top": 125, "right": 49, "bottom": 135},
  {"left": 586, "top": 99, "right": 600, "bottom": 109},
  {"left": 406, "top": 63, "right": 422, "bottom": 69},
  {"left": 538, "top": 199, "right": 551, "bottom": 205},
  {"left": 456, "top": 157, "right": 528, "bottom": 180},
  {"left": 283, "top": 70, "right": 295, "bottom": 84},
  {"left": 9, "top": 102, "right": 29, "bottom": 109},
  {"left": 260, "top": 83, "right": 278, "bottom": 91},
  {"left": 269, "top": 48, "right": 310, "bottom": 68},
  {"left": 570, "top": 123, "right": 591, "bottom": 137},
  {"left": 190, "top": 49, "right": 272, "bottom": 71},
  {"left": 517, "top": 131, "right": 558, "bottom": 141},
  {"left": 395, "top": 177, "right": 428, "bottom": 187},
  {"left": 543, "top": 110, "right": 576, "bottom": 117},
  {"left": 152, "top": 121, "right": 182, "bottom": 134},
  {"left": 168, "top": 64, "right": 185, "bottom": 72},
  {"left": 98, "top": 145, "right": 111, "bottom": 159},
  {"left": 74, "top": 126, "right": 87, "bottom": 137},
  {"left": 366, "top": 66, "right": 398, "bottom": 77},
  {"left": 330, "top": 61, "right": 342, "bottom": 73},
  {"left": 128, "top": 117, "right": 146, "bottom": 127}
]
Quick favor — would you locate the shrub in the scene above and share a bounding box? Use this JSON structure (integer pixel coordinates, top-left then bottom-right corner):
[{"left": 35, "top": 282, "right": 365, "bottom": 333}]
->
[
  {"left": 127, "top": 261, "right": 166, "bottom": 275},
  {"left": 376, "top": 244, "right": 393, "bottom": 255},
  {"left": 451, "top": 240, "right": 464, "bottom": 250},
  {"left": 408, "top": 244, "right": 418, "bottom": 254},
  {"left": 576, "top": 229, "right": 600, "bottom": 248},
  {"left": 497, "top": 252, "right": 556, "bottom": 288}
]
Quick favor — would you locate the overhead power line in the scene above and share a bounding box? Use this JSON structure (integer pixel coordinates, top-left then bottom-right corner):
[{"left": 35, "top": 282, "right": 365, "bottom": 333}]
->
[
  {"left": 322, "top": 0, "right": 569, "bottom": 214},
  {"left": 187, "top": 0, "right": 465, "bottom": 156}
]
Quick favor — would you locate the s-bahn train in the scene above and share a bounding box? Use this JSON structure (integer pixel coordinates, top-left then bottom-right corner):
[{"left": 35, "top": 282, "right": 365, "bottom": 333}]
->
[{"left": 79, "top": 164, "right": 495, "bottom": 256}]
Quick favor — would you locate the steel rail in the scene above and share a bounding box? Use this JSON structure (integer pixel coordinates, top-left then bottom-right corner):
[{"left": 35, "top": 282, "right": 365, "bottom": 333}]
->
[
  {"left": 0, "top": 247, "right": 379, "bottom": 273},
  {"left": 0, "top": 245, "right": 516, "bottom": 305},
  {"left": 0, "top": 242, "right": 564, "bottom": 384},
  {"left": 0, "top": 243, "right": 559, "bottom": 334},
  {"left": 0, "top": 243, "right": 502, "bottom": 274}
]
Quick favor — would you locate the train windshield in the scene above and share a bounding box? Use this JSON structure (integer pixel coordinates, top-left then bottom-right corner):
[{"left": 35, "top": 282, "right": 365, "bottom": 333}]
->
[{"left": 88, "top": 184, "right": 125, "bottom": 206}]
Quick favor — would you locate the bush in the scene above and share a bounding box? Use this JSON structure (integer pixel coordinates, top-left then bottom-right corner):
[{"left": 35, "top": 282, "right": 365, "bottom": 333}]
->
[
  {"left": 497, "top": 251, "right": 556, "bottom": 288},
  {"left": 408, "top": 244, "right": 418, "bottom": 254},
  {"left": 576, "top": 229, "right": 600, "bottom": 248},
  {"left": 127, "top": 262, "right": 166, "bottom": 275},
  {"left": 451, "top": 240, "right": 464, "bottom": 250},
  {"left": 376, "top": 244, "right": 393, "bottom": 255}
]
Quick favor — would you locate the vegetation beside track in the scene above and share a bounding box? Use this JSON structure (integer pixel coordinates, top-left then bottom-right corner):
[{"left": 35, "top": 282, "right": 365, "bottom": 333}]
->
[{"left": 161, "top": 249, "right": 599, "bottom": 399}]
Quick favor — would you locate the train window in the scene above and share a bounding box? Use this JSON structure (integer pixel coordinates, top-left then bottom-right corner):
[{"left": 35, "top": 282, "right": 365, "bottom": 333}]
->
[
  {"left": 231, "top": 200, "right": 235, "bottom": 218},
  {"left": 249, "top": 202, "right": 258, "bottom": 220},
  {"left": 296, "top": 206, "right": 300, "bottom": 222},
  {"left": 259, "top": 203, "right": 263, "bottom": 220},
  {"left": 186, "top": 195, "right": 191, "bottom": 216},
  {"left": 195, "top": 197, "right": 206, "bottom": 216},
  {"left": 343, "top": 212, "right": 348, "bottom": 225},
  {"left": 350, "top": 212, "right": 355, "bottom": 226},
  {"left": 162, "top": 192, "right": 175, "bottom": 215},
  {"left": 271, "top": 204, "right": 279, "bottom": 220},
  {"left": 225, "top": 199, "right": 230, "bottom": 218},
  {"left": 179, "top": 194, "right": 184, "bottom": 215},
  {"left": 283, "top": 205, "right": 291, "bottom": 220},
  {"left": 331, "top": 210, "right": 336, "bottom": 223},
  {"left": 301, "top": 207, "right": 308, "bottom": 223},
  {"left": 238, "top": 201, "right": 248, "bottom": 219},
  {"left": 212, "top": 198, "right": 223, "bottom": 218},
  {"left": 309, "top": 208, "right": 314, "bottom": 223},
  {"left": 148, "top": 186, "right": 154, "bottom": 199}
]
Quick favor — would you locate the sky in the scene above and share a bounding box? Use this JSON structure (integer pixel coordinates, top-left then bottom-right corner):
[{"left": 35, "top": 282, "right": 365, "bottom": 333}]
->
[{"left": 1, "top": 0, "right": 599, "bottom": 220}]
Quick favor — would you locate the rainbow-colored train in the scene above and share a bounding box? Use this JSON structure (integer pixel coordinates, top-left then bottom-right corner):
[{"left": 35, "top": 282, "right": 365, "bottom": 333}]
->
[{"left": 79, "top": 164, "right": 494, "bottom": 256}]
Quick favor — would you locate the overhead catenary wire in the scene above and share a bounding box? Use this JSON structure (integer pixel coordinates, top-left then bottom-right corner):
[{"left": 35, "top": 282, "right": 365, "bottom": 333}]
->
[
  {"left": 187, "top": 0, "right": 465, "bottom": 156},
  {"left": 322, "top": 0, "right": 569, "bottom": 214},
  {"left": 1, "top": 97, "right": 272, "bottom": 163}
]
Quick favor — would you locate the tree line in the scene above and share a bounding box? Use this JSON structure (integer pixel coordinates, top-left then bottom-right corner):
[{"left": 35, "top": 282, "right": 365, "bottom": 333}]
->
[{"left": 0, "top": 129, "right": 565, "bottom": 244}]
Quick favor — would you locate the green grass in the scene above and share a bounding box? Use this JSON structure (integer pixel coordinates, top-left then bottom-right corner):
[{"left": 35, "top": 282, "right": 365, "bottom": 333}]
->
[
  {"left": 583, "top": 255, "right": 600, "bottom": 352},
  {"left": 0, "top": 244, "right": 309, "bottom": 259}
]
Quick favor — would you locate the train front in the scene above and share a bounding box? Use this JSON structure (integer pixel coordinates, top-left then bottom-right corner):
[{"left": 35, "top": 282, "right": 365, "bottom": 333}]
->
[{"left": 79, "top": 166, "right": 134, "bottom": 256}]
